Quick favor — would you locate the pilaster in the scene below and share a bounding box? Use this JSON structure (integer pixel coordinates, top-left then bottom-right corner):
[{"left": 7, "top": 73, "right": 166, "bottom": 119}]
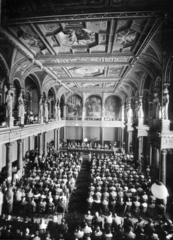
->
[{"left": 6, "top": 142, "right": 13, "bottom": 181}]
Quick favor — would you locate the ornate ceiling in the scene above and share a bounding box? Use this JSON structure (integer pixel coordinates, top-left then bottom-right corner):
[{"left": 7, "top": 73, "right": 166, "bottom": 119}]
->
[{"left": 1, "top": 0, "right": 173, "bottom": 97}]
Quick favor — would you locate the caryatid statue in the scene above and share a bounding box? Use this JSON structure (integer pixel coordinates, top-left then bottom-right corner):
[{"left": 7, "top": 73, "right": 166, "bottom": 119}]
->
[
  {"left": 17, "top": 91, "right": 25, "bottom": 125},
  {"left": 44, "top": 99, "right": 49, "bottom": 123},
  {"left": 39, "top": 96, "right": 43, "bottom": 123},
  {"left": 126, "top": 100, "right": 133, "bottom": 122},
  {"left": 153, "top": 91, "right": 161, "bottom": 119},
  {"left": 137, "top": 97, "right": 144, "bottom": 119},
  {"left": 6, "top": 89, "right": 13, "bottom": 118},
  {"left": 82, "top": 105, "right": 85, "bottom": 120},
  {"left": 162, "top": 85, "right": 169, "bottom": 120},
  {"left": 57, "top": 100, "right": 61, "bottom": 120}
]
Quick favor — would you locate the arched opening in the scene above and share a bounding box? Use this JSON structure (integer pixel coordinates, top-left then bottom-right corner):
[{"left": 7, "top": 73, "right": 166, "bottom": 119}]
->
[
  {"left": 25, "top": 74, "right": 40, "bottom": 117},
  {"left": 48, "top": 88, "right": 55, "bottom": 119}
]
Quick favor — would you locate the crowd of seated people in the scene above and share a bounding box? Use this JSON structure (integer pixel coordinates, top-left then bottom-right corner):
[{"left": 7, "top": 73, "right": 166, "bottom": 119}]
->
[
  {"left": 1, "top": 145, "right": 173, "bottom": 240},
  {"left": 86, "top": 153, "right": 167, "bottom": 217},
  {"left": 65, "top": 141, "right": 113, "bottom": 151},
  {"left": 0, "top": 142, "right": 83, "bottom": 218}
]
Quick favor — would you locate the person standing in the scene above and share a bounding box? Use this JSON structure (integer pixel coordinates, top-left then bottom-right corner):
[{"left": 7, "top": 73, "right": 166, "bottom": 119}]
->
[
  {"left": 0, "top": 187, "right": 4, "bottom": 216},
  {"left": 5, "top": 185, "right": 14, "bottom": 214}
]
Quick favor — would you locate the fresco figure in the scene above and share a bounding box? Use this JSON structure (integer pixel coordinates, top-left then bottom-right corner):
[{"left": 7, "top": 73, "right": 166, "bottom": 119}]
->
[
  {"left": 85, "top": 96, "right": 102, "bottom": 118},
  {"left": 67, "top": 95, "right": 82, "bottom": 117},
  {"left": 105, "top": 96, "right": 121, "bottom": 119}
]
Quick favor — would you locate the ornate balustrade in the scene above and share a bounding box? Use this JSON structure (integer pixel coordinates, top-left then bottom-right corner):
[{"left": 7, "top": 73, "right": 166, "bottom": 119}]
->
[
  {"left": 0, "top": 119, "right": 126, "bottom": 144},
  {"left": 0, "top": 120, "right": 65, "bottom": 144}
]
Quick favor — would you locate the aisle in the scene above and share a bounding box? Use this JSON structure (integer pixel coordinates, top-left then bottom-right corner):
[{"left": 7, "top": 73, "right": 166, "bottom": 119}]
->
[
  {"left": 68, "top": 155, "right": 90, "bottom": 214},
  {"left": 65, "top": 155, "right": 91, "bottom": 230}
]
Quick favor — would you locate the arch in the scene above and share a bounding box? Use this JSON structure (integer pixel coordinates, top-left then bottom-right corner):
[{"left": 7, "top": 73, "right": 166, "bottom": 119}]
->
[
  {"left": 9, "top": 58, "right": 31, "bottom": 83},
  {"left": 165, "top": 50, "right": 173, "bottom": 83},
  {"left": 24, "top": 73, "right": 42, "bottom": 96},
  {"left": 0, "top": 53, "right": 10, "bottom": 75}
]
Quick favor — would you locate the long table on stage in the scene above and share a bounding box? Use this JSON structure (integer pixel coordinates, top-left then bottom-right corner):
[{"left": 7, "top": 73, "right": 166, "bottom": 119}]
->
[{"left": 60, "top": 148, "right": 115, "bottom": 154}]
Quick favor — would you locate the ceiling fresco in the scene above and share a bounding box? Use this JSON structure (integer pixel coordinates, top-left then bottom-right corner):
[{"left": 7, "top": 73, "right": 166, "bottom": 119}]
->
[{"left": 1, "top": 0, "right": 173, "bottom": 95}]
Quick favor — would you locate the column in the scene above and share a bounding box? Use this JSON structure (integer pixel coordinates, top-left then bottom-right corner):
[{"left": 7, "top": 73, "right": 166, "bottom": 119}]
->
[
  {"left": 64, "top": 126, "right": 67, "bottom": 141},
  {"left": 118, "top": 128, "right": 122, "bottom": 147},
  {"left": 121, "top": 128, "right": 124, "bottom": 147},
  {"left": 63, "top": 105, "right": 67, "bottom": 119},
  {"left": 138, "top": 136, "right": 143, "bottom": 171},
  {"left": 54, "top": 129, "right": 57, "bottom": 150},
  {"left": 29, "top": 95, "right": 32, "bottom": 111},
  {"left": 17, "top": 140, "right": 23, "bottom": 174},
  {"left": 101, "top": 127, "right": 104, "bottom": 146},
  {"left": 151, "top": 147, "right": 157, "bottom": 180},
  {"left": 126, "top": 131, "right": 132, "bottom": 153},
  {"left": 0, "top": 144, "right": 2, "bottom": 172},
  {"left": 22, "top": 138, "right": 26, "bottom": 160},
  {"left": 6, "top": 142, "right": 12, "bottom": 181},
  {"left": 82, "top": 106, "right": 85, "bottom": 121},
  {"left": 160, "top": 150, "right": 167, "bottom": 185},
  {"left": 57, "top": 128, "right": 60, "bottom": 150},
  {"left": 82, "top": 127, "right": 84, "bottom": 141},
  {"left": 29, "top": 135, "right": 33, "bottom": 150},
  {"left": 149, "top": 144, "right": 152, "bottom": 166},
  {"left": 43, "top": 132, "right": 47, "bottom": 156},
  {"left": 38, "top": 133, "right": 43, "bottom": 156},
  {"left": 121, "top": 103, "right": 125, "bottom": 122},
  {"left": 101, "top": 105, "right": 105, "bottom": 121}
]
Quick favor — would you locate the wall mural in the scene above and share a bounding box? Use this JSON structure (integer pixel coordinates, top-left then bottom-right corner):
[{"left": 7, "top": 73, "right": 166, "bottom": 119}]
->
[
  {"left": 105, "top": 95, "right": 121, "bottom": 118},
  {"left": 67, "top": 95, "right": 82, "bottom": 117},
  {"left": 85, "top": 95, "right": 102, "bottom": 117}
]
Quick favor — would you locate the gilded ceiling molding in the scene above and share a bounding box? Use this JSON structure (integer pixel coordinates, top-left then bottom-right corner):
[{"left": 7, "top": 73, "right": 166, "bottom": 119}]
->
[
  {"left": 0, "top": 27, "right": 72, "bottom": 93},
  {"left": 3, "top": 12, "right": 159, "bottom": 26}
]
